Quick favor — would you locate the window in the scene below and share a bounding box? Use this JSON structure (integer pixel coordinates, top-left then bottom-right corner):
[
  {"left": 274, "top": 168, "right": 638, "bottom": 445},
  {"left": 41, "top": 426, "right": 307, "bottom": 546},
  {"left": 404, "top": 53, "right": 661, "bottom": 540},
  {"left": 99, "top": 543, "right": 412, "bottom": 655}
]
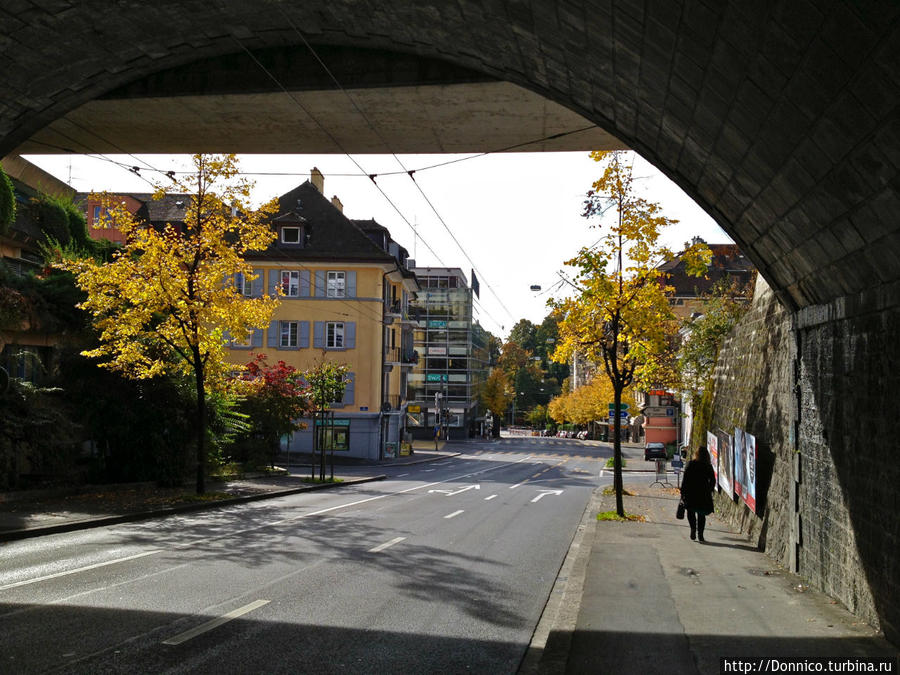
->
[
  {"left": 281, "top": 321, "right": 299, "bottom": 348},
  {"left": 281, "top": 226, "right": 301, "bottom": 244},
  {"left": 326, "top": 322, "right": 344, "bottom": 348},
  {"left": 326, "top": 271, "right": 346, "bottom": 298},
  {"left": 236, "top": 273, "right": 252, "bottom": 297},
  {"left": 92, "top": 205, "right": 111, "bottom": 227},
  {"left": 281, "top": 271, "right": 300, "bottom": 297}
]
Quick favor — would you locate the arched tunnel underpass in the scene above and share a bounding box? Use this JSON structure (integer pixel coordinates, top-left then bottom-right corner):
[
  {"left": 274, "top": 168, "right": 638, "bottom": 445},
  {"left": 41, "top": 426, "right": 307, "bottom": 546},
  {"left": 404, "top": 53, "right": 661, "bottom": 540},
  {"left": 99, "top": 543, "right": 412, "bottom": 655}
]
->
[{"left": 2, "top": 0, "right": 898, "bottom": 644}]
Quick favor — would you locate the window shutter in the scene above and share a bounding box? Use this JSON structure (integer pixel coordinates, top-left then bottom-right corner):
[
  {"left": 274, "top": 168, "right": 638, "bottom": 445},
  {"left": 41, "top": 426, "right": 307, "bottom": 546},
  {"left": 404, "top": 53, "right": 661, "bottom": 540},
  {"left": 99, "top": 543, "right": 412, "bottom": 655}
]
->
[
  {"left": 251, "top": 328, "right": 263, "bottom": 348},
  {"left": 344, "top": 322, "right": 356, "bottom": 349},
  {"left": 222, "top": 329, "right": 232, "bottom": 344},
  {"left": 269, "top": 270, "right": 280, "bottom": 296},
  {"left": 251, "top": 268, "right": 263, "bottom": 297},
  {"left": 314, "top": 270, "right": 326, "bottom": 297},
  {"left": 343, "top": 372, "right": 355, "bottom": 405},
  {"left": 300, "top": 270, "right": 311, "bottom": 297},
  {"left": 234, "top": 273, "right": 243, "bottom": 293},
  {"left": 299, "top": 321, "right": 310, "bottom": 349},
  {"left": 268, "top": 320, "right": 278, "bottom": 348},
  {"left": 313, "top": 321, "right": 325, "bottom": 348},
  {"left": 346, "top": 271, "right": 356, "bottom": 297}
]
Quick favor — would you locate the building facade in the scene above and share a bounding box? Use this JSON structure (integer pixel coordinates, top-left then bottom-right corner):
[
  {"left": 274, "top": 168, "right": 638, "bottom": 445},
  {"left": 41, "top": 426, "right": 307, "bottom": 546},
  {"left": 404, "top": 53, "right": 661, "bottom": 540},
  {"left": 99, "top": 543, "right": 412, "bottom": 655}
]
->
[
  {"left": 406, "top": 267, "right": 490, "bottom": 440},
  {"left": 225, "top": 169, "right": 418, "bottom": 460}
]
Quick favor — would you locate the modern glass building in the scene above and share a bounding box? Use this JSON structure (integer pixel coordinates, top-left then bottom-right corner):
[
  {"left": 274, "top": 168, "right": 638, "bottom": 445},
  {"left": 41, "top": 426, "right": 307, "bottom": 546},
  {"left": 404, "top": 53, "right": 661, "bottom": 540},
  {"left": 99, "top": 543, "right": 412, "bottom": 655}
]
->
[{"left": 406, "top": 267, "right": 490, "bottom": 439}]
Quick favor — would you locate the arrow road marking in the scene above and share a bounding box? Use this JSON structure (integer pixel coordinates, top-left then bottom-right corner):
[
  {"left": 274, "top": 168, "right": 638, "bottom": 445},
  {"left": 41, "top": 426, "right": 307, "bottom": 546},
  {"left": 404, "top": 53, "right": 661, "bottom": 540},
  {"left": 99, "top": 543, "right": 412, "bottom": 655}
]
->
[
  {"left": 428, "top": 484, "right": 480, "bottom": 497},
  {"left": 531, "top": 490, "right": 564, "bottom": 503}
]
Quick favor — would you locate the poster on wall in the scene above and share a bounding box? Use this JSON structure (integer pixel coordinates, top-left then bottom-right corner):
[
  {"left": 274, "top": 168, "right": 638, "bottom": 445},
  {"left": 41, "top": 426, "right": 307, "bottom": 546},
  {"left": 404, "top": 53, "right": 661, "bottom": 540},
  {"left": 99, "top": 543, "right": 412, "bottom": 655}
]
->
[
  {"left": 734, "top": 427, "right": 757, "bottom": 511},
  {"left": 707, "top": 431, "right": 719, "bottom": 485},
  {"left": 716, "top": 430, "right": 734, "bottom": 498}
]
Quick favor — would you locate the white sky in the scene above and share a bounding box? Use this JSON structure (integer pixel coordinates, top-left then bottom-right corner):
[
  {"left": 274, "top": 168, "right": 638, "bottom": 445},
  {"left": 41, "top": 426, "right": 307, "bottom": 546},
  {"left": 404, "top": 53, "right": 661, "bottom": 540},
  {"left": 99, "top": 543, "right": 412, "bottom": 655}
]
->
[{"left": 24, "top": 151, "right": 731, "bottom": 338}]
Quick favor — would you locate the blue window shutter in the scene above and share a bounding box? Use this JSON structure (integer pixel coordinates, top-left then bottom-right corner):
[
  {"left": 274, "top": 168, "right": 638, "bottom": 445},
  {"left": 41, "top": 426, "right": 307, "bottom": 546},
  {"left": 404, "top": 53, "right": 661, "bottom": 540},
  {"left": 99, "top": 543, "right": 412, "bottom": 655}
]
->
[
  {"left": 347, "top": 271, "right": 356, "bottom": 297},
  {"left": 234, "top": 273, "right": 243, "bottom": 293},
  {"left": 269, "top": 270, "right": 280, "bottom": 296},
  {"left": 268, "top": 320, "right": 278, "bottom": 348},
  {"left": 314, "top": 271, "right": 326, "bottom": 297},
  {"left": 344, "top": 322, "right": 356, "bottom": 349},
  {"left": 223, "top": 329, "right": 232, "bottom": 344},
  {"left": 343, "top": 372, "right": 355, "bottom": 405},
  {"left": 313, "top": 321, "right": 325, "bottom": 348},
  {"left": 251, "top": 328, "right": 263, "bottom": 348},
  {"left": 251, "top": 268, "right": 263, "bottom": 297},
  {"left": 299, "top": 321, "right": 310, "bottom": 349},
  {"left": 300, "top": 270, "right": 310, "bottom": 297}
]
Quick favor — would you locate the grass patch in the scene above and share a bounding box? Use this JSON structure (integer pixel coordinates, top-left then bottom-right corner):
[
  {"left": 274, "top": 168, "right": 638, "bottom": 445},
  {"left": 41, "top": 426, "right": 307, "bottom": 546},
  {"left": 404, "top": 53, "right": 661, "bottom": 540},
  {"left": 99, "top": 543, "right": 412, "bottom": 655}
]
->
[
  {"left": 605, "top": 457, "right": 627, "bottom": 468},
  {"left": 602, "top": 486, "right": 635, "bottom": 497},
  {"left": 299, "top": 477, "right": 344, "bottom": 484},
  {"left": 597, "top": 510, "right": 645, "bottom": 522}
]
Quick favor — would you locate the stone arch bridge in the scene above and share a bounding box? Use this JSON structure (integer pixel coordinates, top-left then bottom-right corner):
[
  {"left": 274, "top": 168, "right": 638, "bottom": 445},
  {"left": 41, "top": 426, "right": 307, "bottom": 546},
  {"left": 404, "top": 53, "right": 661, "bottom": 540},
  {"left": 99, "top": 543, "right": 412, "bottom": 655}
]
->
[{"left": 2, "top": 0, "right": 898, "bottom": 644}]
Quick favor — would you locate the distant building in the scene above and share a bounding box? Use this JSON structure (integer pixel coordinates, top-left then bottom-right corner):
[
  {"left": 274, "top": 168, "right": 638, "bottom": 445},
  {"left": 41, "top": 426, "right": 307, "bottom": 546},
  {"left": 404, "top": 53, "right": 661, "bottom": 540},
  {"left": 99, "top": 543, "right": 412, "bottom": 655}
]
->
[
  {"left": 658, "top": 240, "right": 756, "bottom": 320},
  {"left": 77, "top": 192, "right": 191, "bottom": 244},
  {"left": 406, "top": 267, "right": 490, "bottom": 439}
]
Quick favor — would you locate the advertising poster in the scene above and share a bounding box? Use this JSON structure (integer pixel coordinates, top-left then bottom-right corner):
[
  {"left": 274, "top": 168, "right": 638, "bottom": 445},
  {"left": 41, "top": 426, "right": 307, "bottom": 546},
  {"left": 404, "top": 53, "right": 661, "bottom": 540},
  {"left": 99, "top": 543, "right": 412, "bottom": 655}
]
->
[
  {"left": 707, "top": 431, "right": 719, "bottom": 485},
  {"left": 740, "top": 428, "right": 757, "bottom": 511},
  {"left": 734, "top": 427, "right": 757, "bottom": 511},
  {"left": 733, "top": 427, "right": 745, "bottom": 500},
  {"left": 716, "top": 430, "right": 734, "bottom": 498}
]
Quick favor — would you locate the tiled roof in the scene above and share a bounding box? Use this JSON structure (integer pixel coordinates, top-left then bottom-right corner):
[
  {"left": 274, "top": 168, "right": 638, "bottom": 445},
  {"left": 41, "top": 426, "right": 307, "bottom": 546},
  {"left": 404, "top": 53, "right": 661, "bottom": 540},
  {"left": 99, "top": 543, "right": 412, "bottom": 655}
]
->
[
  {"left": 660, "top": 243, "right": 756, "bottom": 297},
  {"left": 246, "top": 181, "right": 398, "bottom": 264}
]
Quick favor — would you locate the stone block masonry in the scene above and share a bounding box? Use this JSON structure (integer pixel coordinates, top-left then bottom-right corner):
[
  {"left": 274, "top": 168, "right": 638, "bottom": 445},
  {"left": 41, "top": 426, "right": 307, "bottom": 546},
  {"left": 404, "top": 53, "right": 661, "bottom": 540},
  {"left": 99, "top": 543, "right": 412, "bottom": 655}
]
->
[{"left": 710, "top": 276, "right": 900, "bottom": 645}]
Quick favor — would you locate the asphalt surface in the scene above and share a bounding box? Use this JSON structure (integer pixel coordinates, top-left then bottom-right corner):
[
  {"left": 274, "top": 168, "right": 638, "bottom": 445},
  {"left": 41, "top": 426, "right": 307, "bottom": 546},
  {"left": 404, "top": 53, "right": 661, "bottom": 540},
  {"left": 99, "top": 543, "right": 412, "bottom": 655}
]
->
[
  {"left": 3, "top": 437, "right": 896, "bottom": 673},
  {"left": 0, "top": 438, "right": 609, "bottom": 674}
]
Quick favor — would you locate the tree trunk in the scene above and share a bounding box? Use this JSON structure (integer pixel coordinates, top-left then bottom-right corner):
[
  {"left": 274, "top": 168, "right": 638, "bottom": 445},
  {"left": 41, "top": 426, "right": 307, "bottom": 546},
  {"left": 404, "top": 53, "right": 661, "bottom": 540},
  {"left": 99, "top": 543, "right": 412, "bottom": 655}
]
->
[
  {"left": 613, "top": 386, "right": 625, "bottom": 517},
  {"left": 194, "top": 350, "right": 206, "bottom": 495}
]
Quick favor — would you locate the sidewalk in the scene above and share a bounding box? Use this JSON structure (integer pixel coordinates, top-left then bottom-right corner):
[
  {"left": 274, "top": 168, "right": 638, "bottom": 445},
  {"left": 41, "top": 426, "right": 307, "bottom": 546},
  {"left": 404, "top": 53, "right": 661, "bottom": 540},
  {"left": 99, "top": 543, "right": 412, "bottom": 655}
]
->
[{"left": 524, "top": 482, "right": 898, "bottom": 673}]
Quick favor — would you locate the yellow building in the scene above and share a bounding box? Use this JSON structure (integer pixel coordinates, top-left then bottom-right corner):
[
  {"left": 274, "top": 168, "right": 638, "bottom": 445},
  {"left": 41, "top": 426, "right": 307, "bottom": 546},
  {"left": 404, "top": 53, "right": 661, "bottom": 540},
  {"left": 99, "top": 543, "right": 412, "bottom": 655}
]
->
[{"left": 225, "top": 169, "right": 419, "bottom": 460}]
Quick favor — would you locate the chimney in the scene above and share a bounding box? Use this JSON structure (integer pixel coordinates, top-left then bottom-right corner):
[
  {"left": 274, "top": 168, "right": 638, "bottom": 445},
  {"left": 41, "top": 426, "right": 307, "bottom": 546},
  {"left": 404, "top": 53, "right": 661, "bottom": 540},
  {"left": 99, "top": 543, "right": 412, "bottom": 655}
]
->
[
  {"left": 310, "top": 167, "right": 324, "bottom": 193},
  {"left": 331, "top": 195, "right": 343, "bottom": 212}
]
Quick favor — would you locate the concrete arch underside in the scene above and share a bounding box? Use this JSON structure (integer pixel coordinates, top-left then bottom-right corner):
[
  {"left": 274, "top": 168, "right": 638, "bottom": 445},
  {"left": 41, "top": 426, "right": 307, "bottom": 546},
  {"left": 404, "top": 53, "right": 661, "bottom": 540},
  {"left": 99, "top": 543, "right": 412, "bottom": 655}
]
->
[{"left": 2, "top": 0, "right": 899, "bottom": 644}]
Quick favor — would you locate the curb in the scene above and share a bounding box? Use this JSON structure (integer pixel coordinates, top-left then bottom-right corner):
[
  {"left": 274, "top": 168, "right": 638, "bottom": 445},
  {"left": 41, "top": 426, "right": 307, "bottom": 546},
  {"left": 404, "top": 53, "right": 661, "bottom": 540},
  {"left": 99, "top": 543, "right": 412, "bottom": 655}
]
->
[{"left": 0, "top": 475, "right": 387, "bottom": 543}]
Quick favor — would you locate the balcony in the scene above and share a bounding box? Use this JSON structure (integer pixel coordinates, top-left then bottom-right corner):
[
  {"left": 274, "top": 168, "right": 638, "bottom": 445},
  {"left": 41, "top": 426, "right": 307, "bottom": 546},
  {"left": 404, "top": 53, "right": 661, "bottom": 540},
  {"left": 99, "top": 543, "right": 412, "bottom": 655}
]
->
[{"left": 384, "top": 347, "right": 419, "bottom": 367}]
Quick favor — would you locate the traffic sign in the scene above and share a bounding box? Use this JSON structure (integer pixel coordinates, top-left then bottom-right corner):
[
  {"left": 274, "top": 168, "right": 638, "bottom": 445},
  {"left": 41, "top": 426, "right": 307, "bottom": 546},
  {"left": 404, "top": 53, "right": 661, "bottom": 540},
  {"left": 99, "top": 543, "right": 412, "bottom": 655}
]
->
[{"left": 608, "top": 402, "right": 630, "bottom": 410}]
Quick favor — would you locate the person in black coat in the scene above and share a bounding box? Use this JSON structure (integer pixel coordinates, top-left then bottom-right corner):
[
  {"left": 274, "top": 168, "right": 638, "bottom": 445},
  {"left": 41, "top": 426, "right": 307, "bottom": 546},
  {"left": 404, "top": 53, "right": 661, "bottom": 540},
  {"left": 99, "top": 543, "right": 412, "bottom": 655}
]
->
[{"left": 680, "top": 446, "right": 716, "bottom": 542}]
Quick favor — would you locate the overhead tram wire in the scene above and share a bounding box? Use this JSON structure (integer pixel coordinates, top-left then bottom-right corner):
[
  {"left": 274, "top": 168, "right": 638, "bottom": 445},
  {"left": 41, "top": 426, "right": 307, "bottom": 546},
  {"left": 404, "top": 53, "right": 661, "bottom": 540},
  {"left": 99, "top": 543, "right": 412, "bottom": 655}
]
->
[
  {"left": 27, "top": 139, "right": 389, "bottom": 326},
  {"left": 279, "top": 11, "right": 522, "bottom": 324},
  {"left": 232, "top": 37, "right": 448, "bottom": 270}
]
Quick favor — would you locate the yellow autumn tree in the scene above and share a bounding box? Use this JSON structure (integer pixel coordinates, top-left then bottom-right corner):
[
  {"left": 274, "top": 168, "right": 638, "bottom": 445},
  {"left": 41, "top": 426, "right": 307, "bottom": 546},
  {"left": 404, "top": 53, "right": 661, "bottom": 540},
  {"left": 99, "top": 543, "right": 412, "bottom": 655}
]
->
[
  {"left": 478, "top": 368, "right": 513, "bottom": 438},
  {"left": 56, "top": 154, "right": 279, "bottom": 494},
  {"left": 552, "top": 150, "right": 709, "bottom": 516}
]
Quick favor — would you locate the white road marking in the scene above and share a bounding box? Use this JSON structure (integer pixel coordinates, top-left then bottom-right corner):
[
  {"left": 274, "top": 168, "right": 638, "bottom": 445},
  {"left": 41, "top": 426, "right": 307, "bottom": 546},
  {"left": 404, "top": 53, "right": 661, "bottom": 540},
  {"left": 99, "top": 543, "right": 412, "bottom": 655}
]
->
[
  {"left": 444, "top": 510, "right": 464, "bottom": 519},
  {"left": 0, "top": 550, "right": 161, "bottom": 592},
  {"left": 427, "top": 484, "right": 479, "bottom": 497},
  {"left": 510, "top": 482, "right": 525, "bottom": 489},
  {"left": 397, "top": 473, "right": 409, "bottom": 477},
  {"left": 367, "top": 537, "right": 406, "bottom": 553},
  {"left": 423, "top": 469, "right": 435, "bottom": 472},
  {"left": 162, "top": 599, "right": 270, "bottom": 645},
  {"left": 3, "top": 456, "right": 536, "bottom": 591},
  {"left": 485, "top": 495, "right": 498, "bottom": 501},
  {"left": 531, "top": 489, "right": 564, "bottom": 503}
]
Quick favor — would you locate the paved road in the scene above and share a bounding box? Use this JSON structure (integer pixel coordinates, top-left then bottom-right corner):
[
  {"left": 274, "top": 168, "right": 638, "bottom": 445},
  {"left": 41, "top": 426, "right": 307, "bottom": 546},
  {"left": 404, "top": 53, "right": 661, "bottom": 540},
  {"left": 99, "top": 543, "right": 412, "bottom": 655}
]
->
[{"left": 0, "top": 438, "right": 608, "bottom": 674}]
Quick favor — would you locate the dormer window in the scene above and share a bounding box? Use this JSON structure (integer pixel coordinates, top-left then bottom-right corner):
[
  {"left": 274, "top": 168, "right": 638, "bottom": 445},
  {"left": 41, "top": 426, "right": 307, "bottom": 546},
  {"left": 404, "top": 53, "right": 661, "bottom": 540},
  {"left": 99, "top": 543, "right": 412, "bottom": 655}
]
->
[{"left": 281, "top": 226, "right": 302, "bottom": 245}]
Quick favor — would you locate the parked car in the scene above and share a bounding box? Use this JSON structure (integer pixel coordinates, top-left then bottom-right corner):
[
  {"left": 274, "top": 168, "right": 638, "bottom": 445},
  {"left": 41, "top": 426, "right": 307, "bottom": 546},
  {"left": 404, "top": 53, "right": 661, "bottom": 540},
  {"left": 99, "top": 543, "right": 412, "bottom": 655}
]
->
[{"left": 644, "top": 442, "right": 667, "bottom": 461}]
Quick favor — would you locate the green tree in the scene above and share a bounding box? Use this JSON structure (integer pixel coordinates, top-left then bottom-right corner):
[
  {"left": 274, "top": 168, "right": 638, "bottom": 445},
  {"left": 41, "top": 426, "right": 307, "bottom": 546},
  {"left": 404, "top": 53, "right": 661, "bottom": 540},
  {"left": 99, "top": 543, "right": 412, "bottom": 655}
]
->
[
  {"left": 56, "top": 154, "right": 279, "bottom": 494},
  {"left": 552, "top": 150, "right": 710, "bottom": 516},
  {"left": 303, "top": 359, "right": 350, "bottom": 479},
  {"left": 0, "top": 164, "right": 14, "bottom": 234}
]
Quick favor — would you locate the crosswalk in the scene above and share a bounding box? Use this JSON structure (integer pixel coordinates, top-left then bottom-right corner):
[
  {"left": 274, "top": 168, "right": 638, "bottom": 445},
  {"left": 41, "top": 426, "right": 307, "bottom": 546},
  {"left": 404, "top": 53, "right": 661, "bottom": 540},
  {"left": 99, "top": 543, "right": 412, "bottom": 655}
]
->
[{"left": 471, "top": 448, "right": 609, "bottom": 462}]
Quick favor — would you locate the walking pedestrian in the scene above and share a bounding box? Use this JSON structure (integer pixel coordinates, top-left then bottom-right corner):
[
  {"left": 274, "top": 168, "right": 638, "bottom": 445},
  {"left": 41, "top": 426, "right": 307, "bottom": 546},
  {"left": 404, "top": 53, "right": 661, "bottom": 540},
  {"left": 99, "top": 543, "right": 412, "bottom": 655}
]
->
[{"left": 680, "top": 446, "right": 716, "bottom": 542}]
